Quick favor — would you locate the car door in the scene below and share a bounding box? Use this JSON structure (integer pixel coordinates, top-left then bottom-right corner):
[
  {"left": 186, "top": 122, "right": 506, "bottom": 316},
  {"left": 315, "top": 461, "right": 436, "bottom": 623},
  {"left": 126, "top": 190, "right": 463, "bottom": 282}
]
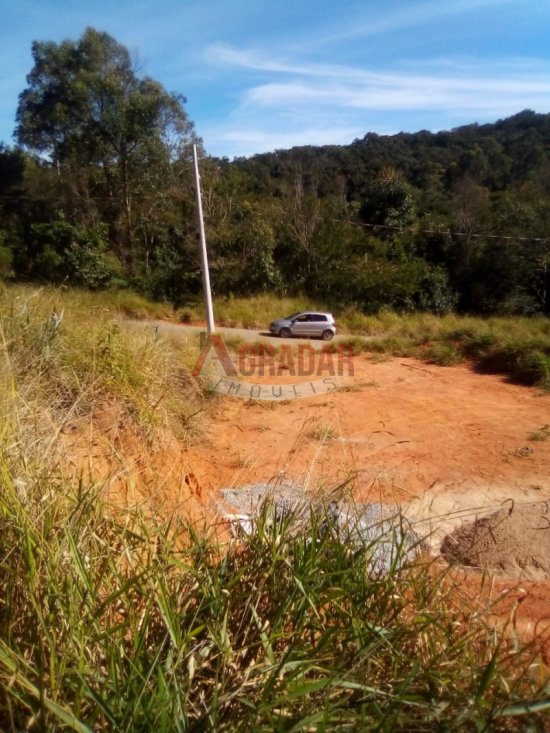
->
[
  {"left": 309, "top": 314, "right": 327, "bottom": 337},
  {"left": 290, "top": 313, "right": 310, "bottom": 336}
]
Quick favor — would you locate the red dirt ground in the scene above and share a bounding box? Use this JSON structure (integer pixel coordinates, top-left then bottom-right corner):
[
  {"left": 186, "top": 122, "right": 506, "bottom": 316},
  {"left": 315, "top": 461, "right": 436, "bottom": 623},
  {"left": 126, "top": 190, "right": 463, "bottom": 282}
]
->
[
  {"left": 182, "top": 353, "right": 550, "bottom": 655},
  {"left": 184, "top": 355, "right": 550, "bottom": 503},
  {"left": 70, "top": 352, "right": 550, "bottom": 657}
]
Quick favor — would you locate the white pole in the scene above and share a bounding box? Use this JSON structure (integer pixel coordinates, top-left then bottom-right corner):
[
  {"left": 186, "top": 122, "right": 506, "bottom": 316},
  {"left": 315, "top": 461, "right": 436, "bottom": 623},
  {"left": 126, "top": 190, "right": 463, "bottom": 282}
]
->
[{"left": 193, "top": 143, "right": 215, "bottom": 334}]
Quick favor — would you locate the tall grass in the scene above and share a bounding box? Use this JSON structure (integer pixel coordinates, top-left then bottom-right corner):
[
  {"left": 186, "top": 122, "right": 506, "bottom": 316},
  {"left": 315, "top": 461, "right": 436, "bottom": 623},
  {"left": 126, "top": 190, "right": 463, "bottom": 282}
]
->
[
  {"left": 212, "top": 294, "right": 317, "bottom": 330},
  {"left": 321, "top": 311, "right": 550, "bottom": 389},
  {"left": 10, "top": 284, "right": 545, "bottom": 389},
  {"left": 0, "top": 284, "right": 205, "bottom": 441},
  {"left": 1, "top": 471, "right": 549, "bottom": 731}
]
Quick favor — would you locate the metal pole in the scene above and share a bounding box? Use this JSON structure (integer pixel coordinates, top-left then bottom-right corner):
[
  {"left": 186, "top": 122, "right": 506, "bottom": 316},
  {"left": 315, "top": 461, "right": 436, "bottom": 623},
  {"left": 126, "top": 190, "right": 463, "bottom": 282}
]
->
[{"left": 193, "top": 143, "right": 215, "bottom": 334}]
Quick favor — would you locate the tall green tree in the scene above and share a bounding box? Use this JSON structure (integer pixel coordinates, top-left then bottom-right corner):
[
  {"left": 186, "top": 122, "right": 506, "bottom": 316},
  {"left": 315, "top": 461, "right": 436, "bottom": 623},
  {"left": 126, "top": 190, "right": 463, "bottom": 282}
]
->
[{"left": 15, "top": 27, "right": 195, "bottom": 271}]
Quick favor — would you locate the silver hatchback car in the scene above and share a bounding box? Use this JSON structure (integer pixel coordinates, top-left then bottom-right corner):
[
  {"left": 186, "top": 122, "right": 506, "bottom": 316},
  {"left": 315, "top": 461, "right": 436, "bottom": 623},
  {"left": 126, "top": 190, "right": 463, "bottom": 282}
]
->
[{"left": 269, "top": 311, "right": 336, "bottom": 340}]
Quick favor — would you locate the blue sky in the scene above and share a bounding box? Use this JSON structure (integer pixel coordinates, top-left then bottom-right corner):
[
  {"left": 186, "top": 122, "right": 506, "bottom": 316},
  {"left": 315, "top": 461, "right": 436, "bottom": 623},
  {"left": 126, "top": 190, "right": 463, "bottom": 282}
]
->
[{"left": 1, "top": 0, "right": 550, "bottom": 158}]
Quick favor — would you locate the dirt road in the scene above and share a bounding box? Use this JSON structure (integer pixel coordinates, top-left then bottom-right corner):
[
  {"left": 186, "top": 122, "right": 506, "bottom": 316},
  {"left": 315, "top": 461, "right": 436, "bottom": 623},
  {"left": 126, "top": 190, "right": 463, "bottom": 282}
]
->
[{"left": 127, "top": 319, "right": 365, "bottom": 348}]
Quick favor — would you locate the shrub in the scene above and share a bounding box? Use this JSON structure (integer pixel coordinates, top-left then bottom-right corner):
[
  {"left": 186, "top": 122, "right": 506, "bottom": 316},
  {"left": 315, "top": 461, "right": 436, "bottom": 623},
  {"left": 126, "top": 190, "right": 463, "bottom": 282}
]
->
[
  {"left": 31, "top": 219, "right": 114, "bottom": 289},
  {"left": 427, "top": 342, "right": 463, "bottom": 366}
]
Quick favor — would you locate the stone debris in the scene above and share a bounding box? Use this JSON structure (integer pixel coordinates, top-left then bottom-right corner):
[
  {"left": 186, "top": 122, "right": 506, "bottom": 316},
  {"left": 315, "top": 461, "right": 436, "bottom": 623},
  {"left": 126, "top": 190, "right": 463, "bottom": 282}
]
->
[
  {"left": 327, "top": 501, "right": 424, "bottom": 575},
  {"left": 217, "top": 481, "right": 424, "bottom": 575},
  {"left": 218, "top": 480, "right": 307, "bottom": 517}
]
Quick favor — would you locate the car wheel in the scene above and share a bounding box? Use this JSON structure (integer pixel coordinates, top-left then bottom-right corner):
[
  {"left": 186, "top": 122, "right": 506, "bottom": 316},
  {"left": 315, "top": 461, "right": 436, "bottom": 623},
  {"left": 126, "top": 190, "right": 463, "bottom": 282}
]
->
[
  {"left": 280, "top": 327, "right": 291, "bottom": 338},
  {"left": 322, "top": 330, "right": 334, "bottom": 341}
]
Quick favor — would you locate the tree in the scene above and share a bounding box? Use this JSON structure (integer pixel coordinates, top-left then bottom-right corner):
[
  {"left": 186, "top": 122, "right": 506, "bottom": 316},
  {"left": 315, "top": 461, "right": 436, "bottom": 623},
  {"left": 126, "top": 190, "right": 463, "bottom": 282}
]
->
[
  {"left": 30, "top": 217, "right": 114, "bottom": 288},
  {"left": 0, "top": 146, "right": 26, "bottom": 275},
  {"left": 359, "top": 167, "right": 415, "bottom": 236},
  {"left": 15, "top": 28, "right": 195, "bottom": 271}
]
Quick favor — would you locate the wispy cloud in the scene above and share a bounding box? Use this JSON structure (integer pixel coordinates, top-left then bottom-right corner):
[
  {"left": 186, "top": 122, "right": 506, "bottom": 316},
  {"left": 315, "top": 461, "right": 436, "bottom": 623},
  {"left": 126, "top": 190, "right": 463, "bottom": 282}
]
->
[
  {"left": 318, "top": 0, "right": 520, "bottom": 45},
  {"left": 209, "top": 45, "right": 550, "bottom": 114},
  {"left": 244, "top": 69, "right": 550, "bottom": 113},
  {"left": 208, "top": 45, "right": 386, "bottom": 82},
  {"left": 201, "top": 45, "right": 550, "bottom": 157}
]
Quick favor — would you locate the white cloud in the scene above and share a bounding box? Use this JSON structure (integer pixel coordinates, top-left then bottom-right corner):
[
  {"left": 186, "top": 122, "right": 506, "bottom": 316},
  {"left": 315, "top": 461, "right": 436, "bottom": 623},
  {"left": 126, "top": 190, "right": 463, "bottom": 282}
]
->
[
  {"left": 208, "top": 44, "right": 550, "bottom": 94},
  {"left": 202, "top": 124, "right": 364, "bottom": 159},
  {"left": 212, "top": 45, "right": 550, "bottom": 115},
  {"left": 208, "top": 44, "right": 389, "bottom": 83},
  {"left": 200, "top": 47, "right": 550, "bottom": 157},
  {"left": 317, "top": 0, "right": 520, "bottom": 45},
  {"left": 244, "top": 72, "right": 550, "bottom": 113}
]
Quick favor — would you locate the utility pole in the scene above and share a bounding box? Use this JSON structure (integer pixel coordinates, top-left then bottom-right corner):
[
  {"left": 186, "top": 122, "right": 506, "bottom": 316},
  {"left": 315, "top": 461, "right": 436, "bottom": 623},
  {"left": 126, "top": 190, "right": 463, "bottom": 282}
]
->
[{"left": 193, "top": 143, "right": 215, "bottom": 334}]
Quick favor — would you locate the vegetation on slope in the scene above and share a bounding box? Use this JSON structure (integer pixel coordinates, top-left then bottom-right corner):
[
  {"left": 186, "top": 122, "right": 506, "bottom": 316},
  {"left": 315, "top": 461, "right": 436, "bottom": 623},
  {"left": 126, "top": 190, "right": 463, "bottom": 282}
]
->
[
  {"left": 2, "top": 479, "right": 549, "bottom": 731},
  {"left": 0, "top": 284, "right": 204, "bottom": 443}
]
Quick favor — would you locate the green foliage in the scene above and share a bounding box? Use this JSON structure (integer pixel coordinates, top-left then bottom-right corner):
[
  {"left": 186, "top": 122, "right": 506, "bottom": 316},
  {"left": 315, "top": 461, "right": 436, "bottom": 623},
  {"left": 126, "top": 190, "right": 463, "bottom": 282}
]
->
[
  {"left": 227, "top": 111, "right": 550, "bottom": 315},
  {"left": 130, "top": 241, "right": 200, "bottom": 305},
  {"left": 31, "top": 218, "right": 114, "bottom": 288},
  {"left": 415, "top": 265, "right": 457, "bottom": 314},
  {"left": 15, "top": 27, "right": 196, "bottom": 278},
  {"left": 475, "top": 343, "right": 550, "bottom": 388},
  {"left": 316, "top": 257, "right": 456, "bottom": 315},
  {"left": 359, "top": 167, "right": 416, "bottom": 233},
  {"left": 6, "top": 31, "right": 550, "bottom": 316},
  {"left": 16, "top": 28, "right": 192, "bottom": 165},
  {"left": 210, "top": 200, "right": 284, "bottom": 294},
  {"left": 427, "top": 342, "right": 463, "bottom": 366}
]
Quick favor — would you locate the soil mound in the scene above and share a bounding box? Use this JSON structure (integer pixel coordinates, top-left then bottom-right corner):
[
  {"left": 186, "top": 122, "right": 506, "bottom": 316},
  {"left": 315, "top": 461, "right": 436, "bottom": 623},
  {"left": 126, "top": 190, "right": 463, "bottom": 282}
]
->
[{"left": 441, "top": 502, "right": 550, "bottom": 579}]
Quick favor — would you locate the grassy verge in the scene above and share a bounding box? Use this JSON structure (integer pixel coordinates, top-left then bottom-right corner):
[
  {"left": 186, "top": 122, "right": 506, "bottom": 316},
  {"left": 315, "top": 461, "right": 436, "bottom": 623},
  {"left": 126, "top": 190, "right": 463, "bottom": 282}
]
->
[
  {"left": 323, "top": 312, "right": 550, "bottom": 389},
  {"left": 10, "top": 285, "right": 545, "bottom": 389},
  {"left": 0, "top": 284, "right": 205, "bottom": 441}
]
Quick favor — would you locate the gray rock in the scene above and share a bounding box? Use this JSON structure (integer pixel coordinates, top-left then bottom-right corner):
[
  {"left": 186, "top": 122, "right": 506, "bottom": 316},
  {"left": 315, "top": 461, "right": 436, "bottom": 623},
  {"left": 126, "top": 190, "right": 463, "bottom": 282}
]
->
[
  {"left": 327, "top": 501, "right": 423, "bottom": 575},
  {"left": 218, "top": 482, "right": 424, "bottom": 575}
]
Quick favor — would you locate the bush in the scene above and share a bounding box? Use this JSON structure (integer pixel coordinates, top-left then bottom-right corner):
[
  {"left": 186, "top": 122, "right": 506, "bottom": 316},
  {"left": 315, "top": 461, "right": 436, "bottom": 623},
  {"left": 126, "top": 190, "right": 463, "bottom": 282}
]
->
[
  {"left": 427, "top": 342, "right": 463, "bottom": 365},
  {"left": 416, "top": 265, "right": 458, "bottom": 314},
  {"left": 475, "top": 341, "right": 550, "bottom": 388},
  {"left": 31, "top": 219, "right": 114, "bottom": 289}
]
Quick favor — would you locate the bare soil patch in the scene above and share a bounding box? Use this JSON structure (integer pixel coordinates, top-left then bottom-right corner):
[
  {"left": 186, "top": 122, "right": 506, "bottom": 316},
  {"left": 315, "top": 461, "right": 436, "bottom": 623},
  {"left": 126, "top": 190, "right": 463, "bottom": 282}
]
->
[
  {"left": 184, "top": 354, "right": 550, "bottom": 506},
  {"left": 183, "top": 352, "right": 550, "bottom": 645},
  {"left": 69, "top": 352, "right": 550, "bottom": 647}
]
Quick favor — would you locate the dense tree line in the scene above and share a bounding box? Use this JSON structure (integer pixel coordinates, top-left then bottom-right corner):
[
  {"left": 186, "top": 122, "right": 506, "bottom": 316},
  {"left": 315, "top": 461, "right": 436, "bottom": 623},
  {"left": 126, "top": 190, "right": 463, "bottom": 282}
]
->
[
  {"left": 1, "top": 28, "right": 550, "bottom": 315},
  {"left": 225, "top": 111, "right": 550, "bottom": 315}
]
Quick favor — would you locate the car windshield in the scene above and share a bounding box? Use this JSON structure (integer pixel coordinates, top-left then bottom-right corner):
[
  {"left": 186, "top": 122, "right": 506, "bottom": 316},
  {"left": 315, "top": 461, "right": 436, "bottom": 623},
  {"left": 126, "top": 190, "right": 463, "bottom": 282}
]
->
[{"left": 284, "top": 312, "right": 302, "bottom": 320}]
